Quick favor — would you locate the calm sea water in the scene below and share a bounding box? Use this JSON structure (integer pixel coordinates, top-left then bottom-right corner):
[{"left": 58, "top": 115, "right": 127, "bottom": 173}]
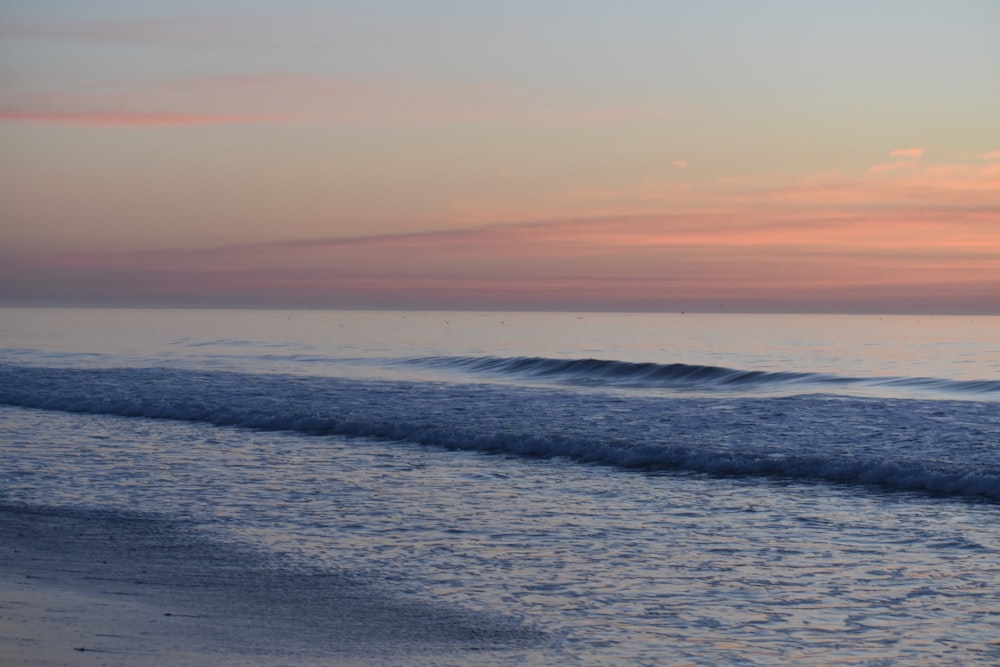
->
[{"left": 2, "top": 308, "right": 999, "bottom": 665}]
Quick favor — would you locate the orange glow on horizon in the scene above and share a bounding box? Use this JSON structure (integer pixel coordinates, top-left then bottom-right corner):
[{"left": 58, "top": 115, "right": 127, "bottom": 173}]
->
[{"left": 2, "top": 117, "right": 997, "bottom": 312}]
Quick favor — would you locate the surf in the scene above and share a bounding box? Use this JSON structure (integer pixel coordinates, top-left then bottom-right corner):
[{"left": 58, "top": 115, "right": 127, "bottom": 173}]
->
[
  {"left": 2, "top": 363, "right": 998, "bottom": 501},
  {"left": 403, "top": 355, "right": 1000, "bottom": 398}
]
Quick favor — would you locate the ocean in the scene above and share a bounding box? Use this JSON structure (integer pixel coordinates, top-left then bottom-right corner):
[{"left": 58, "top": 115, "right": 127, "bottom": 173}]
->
[{"left": 2, "top": 308, "right": 999, "bottom": 665}]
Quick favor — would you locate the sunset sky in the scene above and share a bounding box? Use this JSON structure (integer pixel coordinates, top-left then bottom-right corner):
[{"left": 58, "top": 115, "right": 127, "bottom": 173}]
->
[{"left": 2, "top": 1, "right": 998, "bottom": 313}]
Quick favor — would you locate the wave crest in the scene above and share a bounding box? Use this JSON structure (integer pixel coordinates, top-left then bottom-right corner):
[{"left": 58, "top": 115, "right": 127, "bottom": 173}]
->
[
  {"left": 406, "top": 356, "right": 1000, "bottom": 397},
  {"left": 2, "top": 364, "right": 998, "bottom": 501}
]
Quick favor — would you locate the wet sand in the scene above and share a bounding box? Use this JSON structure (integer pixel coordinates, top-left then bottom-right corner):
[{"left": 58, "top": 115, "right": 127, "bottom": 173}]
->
[{"left": 0, "top": 504, "right": 544, "bottom": 666}]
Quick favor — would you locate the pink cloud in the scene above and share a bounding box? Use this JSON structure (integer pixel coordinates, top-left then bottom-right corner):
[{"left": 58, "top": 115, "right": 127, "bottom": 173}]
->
[
  {"left": 4, "top": 144, "right": 998, "bottom": 312},
  {"left": 0, "top": 16, "right": 248, "bottom": 46},
  {"left": 0, "top": 110, "right": 295, "bottom": 126},
  {"left": 9, "top": 207, "right": 997, "bottom": 312},
  {"left": 444, "top": 153, "right": 1000, "bottom": 231},
  {"left": 672, "top": 160, "right": 689, "bottom": 169},
  {"left": 147, "top": 75, "right": 668, "bottom": 127},
  {"left": 540, "top": 106, "right": 671, "bottom": 124},
  {"left": 1, "top": 73, "right": 666, "bottom": 130},
  {"left": 154, "top": 72, "right": 374, "bottom": 96},
  {"left": 981, "top": 150, "right": 1000, "bottom": 160},
  {"left": 889, "top": 148, "right": 925, "bottom": 159},
  {"left": 0, "top": 71, "right": 365, "bottom": 127},
  {"left": 868, "top": 160, "right": 923, "bottom": 174},
  {"left": 867, "top": 149, "right": 925, "bottom": 173},
  {"left": 6, "top": 200, "right": 999, "bottom": 312},
  {"left": 744, "top": 164, "right": 1000, "bottom": 212},
  {"left": 32, "top": 204, "right": 1000, "bottom": 273}
]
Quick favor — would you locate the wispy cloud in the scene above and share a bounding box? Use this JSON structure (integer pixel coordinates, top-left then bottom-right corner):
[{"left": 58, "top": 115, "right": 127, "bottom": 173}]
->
[
  {"left": 0, "top": 70, "right": 374, "bottom": 128},
  {"left": 0, "top": 110, "right": 295, "bottom": 126},
  {"left": 26, "top": 201, "right": 1000, "bottom": 279},
  {"left": 4, "top": 148, "right": 998, "bottom": 312},
  {"left": 868, "top": 148, "right": 926, "bottom": 173},
  {"left": 9, "top": 203, "right": 997, "bottom": 311},
  {"left": 154, "top": 73, "right": 372, "bottom": 95},
  {"left": 436, "top": 151, "right": 1000, "bottom": 232},
  {"left": 0, "top": 16, "right": 253, "bottom": 46},
  {"left": 0, "top": 71, "right": 668, "bottom": 130},
  {"left": 889, "top": 148, "right": 925, "bottom": 159},
  {"left": 551, "top": 153, "right": 1000, "bottom": 214}
]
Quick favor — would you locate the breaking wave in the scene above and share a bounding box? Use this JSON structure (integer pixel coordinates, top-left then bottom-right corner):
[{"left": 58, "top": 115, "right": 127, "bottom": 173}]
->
[
  {"left": 405, "top": 355, "right": 1000, "bottom": 397},
  {"left": 2, "top": 363, "right": 998, "bottom": 501}
]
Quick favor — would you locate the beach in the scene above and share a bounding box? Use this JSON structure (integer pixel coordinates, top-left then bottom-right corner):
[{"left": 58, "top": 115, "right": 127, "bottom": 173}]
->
[{"left": 0, "top": 504, "right": 545, "bottom": 667}]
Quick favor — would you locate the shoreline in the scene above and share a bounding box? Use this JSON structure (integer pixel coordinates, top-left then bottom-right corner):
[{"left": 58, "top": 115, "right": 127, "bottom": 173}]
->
[{"left": 0, "top": 504, "right": 545, "bottom": 666}]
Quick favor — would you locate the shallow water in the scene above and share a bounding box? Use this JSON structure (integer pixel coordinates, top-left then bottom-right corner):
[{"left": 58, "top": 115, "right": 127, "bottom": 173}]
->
[{"left": 4, "top": 405, "right": 998, "bottom": 665}]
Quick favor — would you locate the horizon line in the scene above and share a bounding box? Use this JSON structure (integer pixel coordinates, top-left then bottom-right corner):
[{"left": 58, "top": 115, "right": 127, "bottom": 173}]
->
[{"left": 2, "top": 301, "right": 997, "bottom": 318}]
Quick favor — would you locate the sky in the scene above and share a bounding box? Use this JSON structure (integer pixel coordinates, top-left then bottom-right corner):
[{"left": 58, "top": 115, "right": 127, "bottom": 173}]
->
[{"left": 1, "top": 0, "right": 998, "bottom": 313}]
